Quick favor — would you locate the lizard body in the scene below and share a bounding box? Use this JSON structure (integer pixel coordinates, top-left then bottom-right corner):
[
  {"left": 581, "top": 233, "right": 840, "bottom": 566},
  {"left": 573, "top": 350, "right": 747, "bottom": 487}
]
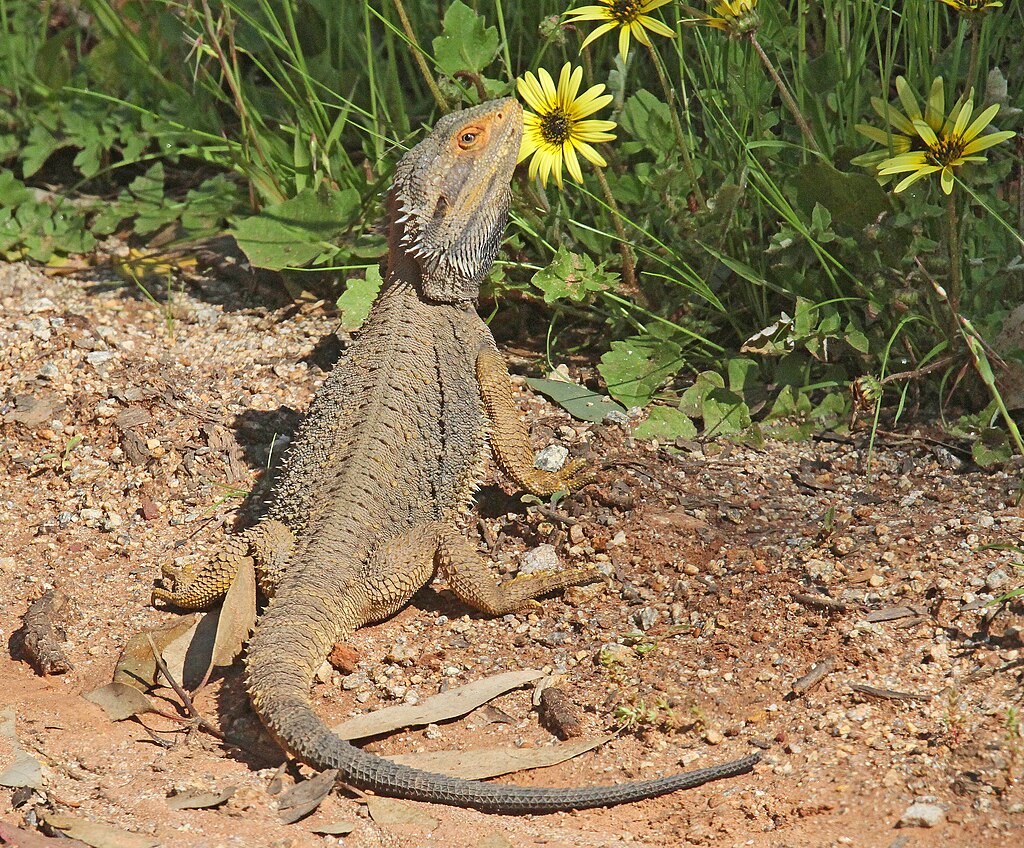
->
[{"left": 153, "top": 99, "right": 759, "bottom": 813}]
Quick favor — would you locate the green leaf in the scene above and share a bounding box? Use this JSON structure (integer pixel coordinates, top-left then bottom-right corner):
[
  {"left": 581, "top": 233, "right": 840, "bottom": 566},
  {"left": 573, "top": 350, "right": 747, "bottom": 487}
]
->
[
  {"left": 679, "top": 371, "right": 723, "bottom": 418},
  {"left": 231, "top": 186, "right": 359, "bottom": 271},
  {"left": 432, "top": 1, "right": 499, "bottom": 77},
  {"left": 526, "top": 377, "right": 625, "bottom": 423},
  {"left": 531, "top": 246, "right": 617, "bottom": 303},
  {"left": 598, "top": 333, "right": 682, "bottom": 409},
  {"left": 620, "top": 89, "right": 674, "bottom": 158},
  {"left": 337, "top": 265, "right": 383, "bottom": 331},
  {"left": 973, "top": 428, "right": 1011, "bottom": 468},
  {"left": 793, "top": 162, "right": 892, "bottom": 233},
  {"left": 633, "top": 406, "right": 697, "bottom": 441},
  {"left": 0, "top": 171, "right": 33, "bottom": 207}
]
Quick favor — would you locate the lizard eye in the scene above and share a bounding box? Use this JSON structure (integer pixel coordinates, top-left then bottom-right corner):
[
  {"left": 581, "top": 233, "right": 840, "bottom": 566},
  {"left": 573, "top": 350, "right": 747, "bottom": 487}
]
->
[{"left": 458, "top": 129, "right": 481, "bottom": 149}]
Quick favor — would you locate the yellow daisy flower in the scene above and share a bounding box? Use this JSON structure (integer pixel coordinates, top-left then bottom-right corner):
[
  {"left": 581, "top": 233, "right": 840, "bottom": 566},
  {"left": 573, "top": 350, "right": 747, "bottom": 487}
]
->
[
  {"left": 701, "top": 0, "right": 761, "bottom": 37},
  {"left": 516, "top": 63, "right": 618, "bottom": 189},
  {"left": 935, "top": 0, "right": 1003, "bottom": 16},
  {"left": 867, "top": 77, "right": 1015, "bottom": 194},
  {"left": 851, "top": 76, "right": 936, "bottom": 181},
  {"left": 564, "top": 0, "right": 676, "bottom": 62}
]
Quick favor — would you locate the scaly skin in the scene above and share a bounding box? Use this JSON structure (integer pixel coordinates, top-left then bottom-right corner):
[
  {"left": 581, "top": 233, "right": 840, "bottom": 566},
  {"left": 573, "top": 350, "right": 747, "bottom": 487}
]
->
[{"left": 154, "top": 99, "right": 760, "bottom": 813}]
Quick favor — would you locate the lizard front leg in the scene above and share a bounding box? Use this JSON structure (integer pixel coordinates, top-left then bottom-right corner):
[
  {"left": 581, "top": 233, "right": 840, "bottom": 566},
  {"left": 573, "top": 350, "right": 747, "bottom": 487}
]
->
[
  {"left": 152, "top": 518, "right": 293, "bottom": 609},
  {"left": 476, "top": 345, "right": 593, "bottom": 496}
]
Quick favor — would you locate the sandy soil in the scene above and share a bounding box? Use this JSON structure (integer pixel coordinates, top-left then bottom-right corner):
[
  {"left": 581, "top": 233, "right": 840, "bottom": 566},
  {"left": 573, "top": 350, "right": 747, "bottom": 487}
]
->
[{"left": 1, "top": 260, "right": 1022, "bottom": 848}]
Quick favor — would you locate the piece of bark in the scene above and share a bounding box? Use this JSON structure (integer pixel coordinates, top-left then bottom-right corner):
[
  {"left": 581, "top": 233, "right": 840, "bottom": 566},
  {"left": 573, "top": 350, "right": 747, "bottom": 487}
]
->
[
  {"left": 849, "top": 683, "right": 931, "bottom": 702},
  {"left": 537, "top": 687, "right": 584, "bottom": 739},
  {"left": 14, "top": 590, "right": 73, "bottom": 675},
  {"left": 788, "top": 657, "right": 834, "bottom": 699}
]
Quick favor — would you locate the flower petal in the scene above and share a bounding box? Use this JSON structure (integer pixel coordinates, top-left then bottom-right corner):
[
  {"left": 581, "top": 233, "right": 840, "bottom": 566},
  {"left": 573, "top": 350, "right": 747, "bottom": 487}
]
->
[
  {"left": 517, "top": 73, "right": 547, "bottom": 113},
  {"left": 961, "top": 102, "right": 1001, "bottom": 144},
  {"left": 573, "top": 140, "right": 608, "bottom": 168},
  {"left": 538, "top": 67, "right": 557, "bottom": 104},
  {"left": 638, "top": 15, "right": 676, "bottom": 38},
  {"left": 871, "top": 96, "right": 916, "bottom": 135},
  {"left": 925, "top": 77, "right": 945, "bottom": 131},
  {"left": 618, "top": 23, "right": 631, "bottom": 61},
  {"left": 961, "top": 128, "right": 1015, "bottom": 155},
  {"left": 892, "top": 167, "right": 938, "bottom": 193},
  {"left": 895, "top": 76, "right": 922, "bottom": 123},
  {"left": 940, "top": 166, "right": 954, "bottom": 195},
  {"left": 564, "top": 144, "right": 584, "bottom": 183},
  {"left": 912, "top": 118, "right": 939, "bottom": 148},
  {"left": 631, "top": 21, "right": 653, "bottom": 47},
  {"left": 570, "top": 85, "right": 612, "bottom": 118},
  {"left": 579, "top": 21, "right": 618, "bottom": 52},
  {"left": 951, "top": 98, "right": 974, "bottom": 138}
]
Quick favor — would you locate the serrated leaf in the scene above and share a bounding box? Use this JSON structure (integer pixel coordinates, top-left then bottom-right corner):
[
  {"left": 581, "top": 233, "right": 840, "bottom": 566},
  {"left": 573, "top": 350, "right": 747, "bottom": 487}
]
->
[
  {"left": 431, "top": 1, "right": 499, "bottom": 76},
  {"left": 633, "top": 406, "right": 697, "bottom": 441},
  {"left": 793, "top": 162, "right": 892, "bottom": 232},
  {"left": 525, "top": 377, "right": 625, "bottom": 423},
  {"left": 598, "top": 333, "right": 682, "bottom": 409},
  {"left": 531, "top": 246, "right": 616, "bottom": 303},
  {"left": 620, "top": 89, "right": 674, "bottom": 158},
  {"left": 231, "top": 187, "right": 358, "bottom": 271},
  {"left": 337, "top": 265, "right": 382, "bottom": 331}
]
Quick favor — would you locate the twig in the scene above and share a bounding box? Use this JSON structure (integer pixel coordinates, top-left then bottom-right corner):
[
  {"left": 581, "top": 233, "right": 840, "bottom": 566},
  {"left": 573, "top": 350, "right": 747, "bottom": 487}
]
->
[
  {"left": 849, "top": 683, "right": 931, "bottom": 703},
  {"left": 391, "top": 0, "right": 448, "bottom": 112},
  {"left": 788, "top": 657, "right": 834, "bottom": 698},
  {"left": 793, "top": 592, "right": 849, "bottom": 613},
  {"left": 146, "top": 634, "right": 225, "bottom": 740}
]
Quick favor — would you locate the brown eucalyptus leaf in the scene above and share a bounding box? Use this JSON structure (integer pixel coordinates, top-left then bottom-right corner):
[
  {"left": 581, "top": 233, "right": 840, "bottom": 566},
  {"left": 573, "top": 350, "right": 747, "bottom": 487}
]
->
[
  {"left": 165, "top": 785, "right": 237, "bottom": 810},
  {"left": 331, "top": 670, "right": 543, "bottom": 739},
  {"left": 364, "top": 796, "right": 438, "bottom": 829},
  {"left": 276, "top": 768, "right": 338, "bottom": 824},
  {"left": 386, "top": 734, "right": 613, "bottom": 780},
  {"left": 113, "top": 616, "right": 199, "bottom": 690},
  {"left": 84, "top": 683, "right": 156, "bottom": 722},
  {"left": 43, "top": 815, "right": 158, "bottom": 848},
  {"left": 308, "top": 822, "right": 355, "bottom": 836},
  {"left": 208, "top": 558, "right": 257, "bottom": 670},
  {"left": 0, "top": 821, "right": 89, "bottom": 848}
]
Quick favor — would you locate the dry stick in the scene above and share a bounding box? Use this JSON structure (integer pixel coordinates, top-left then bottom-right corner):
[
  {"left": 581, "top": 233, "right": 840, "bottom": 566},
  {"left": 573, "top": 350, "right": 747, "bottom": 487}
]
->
[
  {"left": 593, "top": 164, "right": 639, "bottom": 298},
  {"left": 789, "top": 656, "right": 834, "bottom": 698},
  {"left": 792, "top": 592, "right": 849, "bottom": 613},
  {"left": 747, "top": 33, "right": 820, "bottom": 154},
  {"left": 392, "top": 0, "right": 448, "bottom": 112},
  {"left": 849, "top": 683, "right": 931, "bottom": 703},
  {"left": 146, "top": 634, "right": 225, "bottom": 741},
  {"left": 643, "top": 40, "right": 705, "bottom": 207},
  {"left": 945, "top": 189, "right": 962, "bottom": 318}
]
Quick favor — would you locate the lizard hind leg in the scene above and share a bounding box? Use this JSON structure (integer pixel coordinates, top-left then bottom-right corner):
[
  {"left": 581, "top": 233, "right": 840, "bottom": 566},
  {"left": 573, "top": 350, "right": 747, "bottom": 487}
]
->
[
  {"left": 436, "top": 525, "right": 601, "bottom": 616},
  {"left": 152, "top": 519, "right": 292, "bottom": 609}
]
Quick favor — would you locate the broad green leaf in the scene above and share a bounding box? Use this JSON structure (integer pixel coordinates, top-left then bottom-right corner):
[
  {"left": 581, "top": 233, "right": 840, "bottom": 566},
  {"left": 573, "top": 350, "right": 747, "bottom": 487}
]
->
[
  {"left": 531, "top": 246, "right": 617, "bottom": 303},
  {"left": 599, "top": 333, "right": 682, "bottom": 409},
  {"left": 620, "top": 89, "right": 674, "bottom": 158},
  {"left": 231, "top": 186, "right": 359, "bottom": 271},
  {"left": 793, "top": 162, "right": 892, "bottom": 233},
  {"left": 337, "top": 265, "right": 383, "bottom": 331},
  {"left": 973, "top": 428, "right": 1010, "bottom": 468},
  {"left": 633, "top": 406, "right": 697, "bottom": 441},
  {"left": 679, "top": 371, "right": 724, "bottom": 418},
  {"left": 526, "top": 377, "right": 625, "bottom": 423},
  {"left": 432, "top": 1, "right": 499, "bottom": 77}
]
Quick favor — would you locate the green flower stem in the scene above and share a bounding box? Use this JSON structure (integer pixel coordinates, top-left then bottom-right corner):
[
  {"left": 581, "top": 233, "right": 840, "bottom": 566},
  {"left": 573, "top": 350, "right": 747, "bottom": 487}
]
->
[
  {"left": 593, "top": 163, "right": 639, "bottom": 297},
  {"left": 392, "top": 0, "right": 448, "bottom": 112},
  {"left": 967, "top": 21, "right": 981, "bottom": 91},
  {"left": 946, "top": 189, "right": 962, "bottom": 318},
  {"left": 747, "top": 33, "right": 820, "bottom": 154},
  {"left": 643, "top": 40, "right": 705, "bottom": 208}
]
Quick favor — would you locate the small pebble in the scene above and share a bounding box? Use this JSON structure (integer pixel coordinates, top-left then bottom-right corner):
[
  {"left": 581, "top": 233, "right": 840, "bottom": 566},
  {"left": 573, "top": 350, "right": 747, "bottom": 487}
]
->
[
  {"left": 897, "top": 802, "right": 945, "bottom": 829},
  {"left": 534, "top": 444, "right": 568, "bottom": 472}
]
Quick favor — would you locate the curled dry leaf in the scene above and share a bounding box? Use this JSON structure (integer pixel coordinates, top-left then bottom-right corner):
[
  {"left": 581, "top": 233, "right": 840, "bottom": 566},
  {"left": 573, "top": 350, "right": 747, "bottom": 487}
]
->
[
  {"left": 0, "top": 821, "right": 89, "bottom": 848},
  {"left": 276, "top": 768, "right": 339, "bottom": 824}
]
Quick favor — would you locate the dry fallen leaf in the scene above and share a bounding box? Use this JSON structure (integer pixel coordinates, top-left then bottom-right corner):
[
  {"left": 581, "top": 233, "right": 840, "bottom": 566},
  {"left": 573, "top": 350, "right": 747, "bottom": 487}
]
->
[
  {"left": 207, "top": 557, "right": 257, "bottom": 671},
  {"left": 276, "top": 768, "right": 339, "bottom": 824},
  {"left": 165, "top": 785, "right": 237, "bottom": 811},
  {"left": 308, "top": 822, "right": 355, "bottom": 836},
  {"left": 386, "top": 734, "right": 614, "bottom": 780},
  {"left": 113, "top": 616, "right": 198, "bottom": 691},
  {"left": 43, "top": 815, "right": 158, "bottom": 848},
  {"left": 332, "top": 670, "right": 543, "bottom": 740},
  {"left": 84, "top": 682, "right": 156, "bottom": 722},
  {"left": 364, "top": 796, "right": 438, "bottom": 829},
  {"left": 0, "top": 707, "right": 43, "bottom": 790},
  {"left": 0, "top": 821, "right": 89, "bottom": 848}
]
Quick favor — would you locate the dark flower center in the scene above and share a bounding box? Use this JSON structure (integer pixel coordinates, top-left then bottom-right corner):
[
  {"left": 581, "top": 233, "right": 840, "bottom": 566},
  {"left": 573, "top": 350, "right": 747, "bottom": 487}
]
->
[
  {"left": 540, "top": 110, "right": 572, "bottom": 146},
  {"left": 610, "top": 0, "right": 644, "bottom": 23},
  {"left": 926, "top": 132, "right": 966, "bottom": 166}
]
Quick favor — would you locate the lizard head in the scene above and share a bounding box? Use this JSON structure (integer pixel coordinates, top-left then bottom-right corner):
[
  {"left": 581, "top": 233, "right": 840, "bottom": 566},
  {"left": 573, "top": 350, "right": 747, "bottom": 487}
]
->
[{"left": 389, "top": 97, "right": 523, "bottom": 303}]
